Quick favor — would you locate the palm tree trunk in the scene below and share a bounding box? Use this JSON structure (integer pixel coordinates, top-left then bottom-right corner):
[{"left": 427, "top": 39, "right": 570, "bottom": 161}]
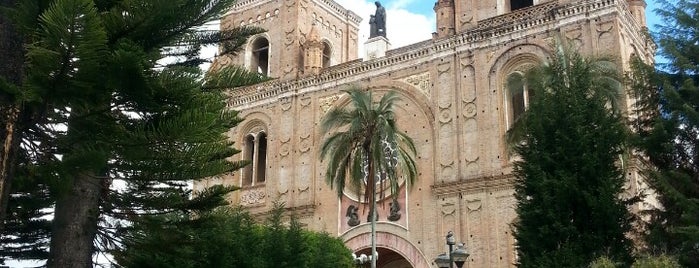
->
[
  {"left": 368, "top": 156, "right": 377, "bottom": 268},
  {"left": 371, "top": 193, "right": 377, "bottom": 268}
]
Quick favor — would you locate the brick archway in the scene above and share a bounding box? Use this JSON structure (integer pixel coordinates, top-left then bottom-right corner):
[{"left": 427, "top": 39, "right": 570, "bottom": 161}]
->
[{"left": 344, "top": 230, "right": 431, "bottom": 268}]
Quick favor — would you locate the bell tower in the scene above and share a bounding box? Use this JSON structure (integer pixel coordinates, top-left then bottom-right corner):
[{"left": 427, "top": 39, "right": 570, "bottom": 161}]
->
[
  {"left": 434, "top": 0, "right": 456, "bottom": 39},
  {"left": 215, "top": 0, "right": 361, "bottom": 80},
  {"left": 627, "top": 0, "right": 647, "bottom": 27}
]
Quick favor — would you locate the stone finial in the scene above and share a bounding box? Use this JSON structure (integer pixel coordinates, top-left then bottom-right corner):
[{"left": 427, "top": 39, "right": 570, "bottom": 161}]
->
[{"left": 303, "top": 24, "right": 323, "bottom": 75}]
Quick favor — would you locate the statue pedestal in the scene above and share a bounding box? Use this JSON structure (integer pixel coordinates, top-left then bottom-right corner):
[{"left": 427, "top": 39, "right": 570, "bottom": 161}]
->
[{"left": 364, "top": 36, "right": 391, "bottom": 60}]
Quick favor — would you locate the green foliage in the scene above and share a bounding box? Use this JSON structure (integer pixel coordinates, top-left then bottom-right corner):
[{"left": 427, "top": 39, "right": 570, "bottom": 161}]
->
[
  {"left": 590, "top": 255, "right": 681, "bottom": 268},
  {"left": 632, "top": 255, "right": 682, "bottom": 268},
  {"left": 0, "top": 0, "right": 267, "bottom": 264},
  {"left": 589, "top": 256, "right": 621, "bottom": 268},
  {"left": 509, "top": 43, "right": 633, "bottom": 267},
  {"left": 114, "top": 205, "right": 354, "bottom": 268},
  {"left": 629, "top": 1, "right": 699, "bottom": 266}
]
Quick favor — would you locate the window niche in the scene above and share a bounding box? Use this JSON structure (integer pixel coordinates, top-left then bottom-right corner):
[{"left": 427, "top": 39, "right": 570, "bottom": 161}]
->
[
  {"left": 242, "top": 131, "right": 267, "bottom": 186},
  {"left": 510, "top": 0, "right": 533, "bottom": 11},
  {"left": 505, "top": 71, "right": 534, "bottom": 125},
  {"left": 250, "top": 37, "right": 270, "bottom": 75},
  {"left": 322, "top": 42, "right": 332, "bottom": 69}
]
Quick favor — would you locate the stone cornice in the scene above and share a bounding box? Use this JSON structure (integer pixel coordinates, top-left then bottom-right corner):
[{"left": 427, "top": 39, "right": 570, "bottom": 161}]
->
[
  {"left": 225, "top": 0, "right": 650, "bottom": 108},
  {"left": 251, "top": 204, "right": 317, "bottom": 219},
  {"left": 312, "top": 0, "right": 362, "bottom": 26},
  {"left": 229, "top": 0, "right": 361, "bottom": 27}
]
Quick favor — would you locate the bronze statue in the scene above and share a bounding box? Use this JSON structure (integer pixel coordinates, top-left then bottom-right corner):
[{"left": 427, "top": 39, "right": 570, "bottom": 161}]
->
[
  {"left": 346, "top": 205, "right": 360, "bottom": 226},
  {"left": 369, "top": 1, "right": 386, "bottom": 38},
  {"left": 388, "top": 199, "right": 401, "bottom": 221}
]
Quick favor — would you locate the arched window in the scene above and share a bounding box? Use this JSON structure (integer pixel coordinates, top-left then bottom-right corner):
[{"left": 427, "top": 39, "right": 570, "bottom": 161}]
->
[
  {"left": 251, "top": 37, "right": 269, "bottom": 75},
  {"left": 506, "top": 72, "right": 534, "bottom": 124},
  {"left": 242, "top": 131, "right": 267, "bottom": 186},
  {"left": 510, "top": 0, "right": 533, "bottom": 11},
  {"left": 322, "top": 42, "right": 332, "bottom": 68}
]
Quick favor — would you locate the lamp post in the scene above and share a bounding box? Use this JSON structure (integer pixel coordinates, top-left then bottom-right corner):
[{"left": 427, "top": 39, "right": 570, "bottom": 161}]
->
[{"left": 434, "top": 231, "right": 470, "bottom": 268}]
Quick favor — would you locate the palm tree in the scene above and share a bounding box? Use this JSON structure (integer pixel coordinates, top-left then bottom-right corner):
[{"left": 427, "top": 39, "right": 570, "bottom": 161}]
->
[{"left": 320, "top": 87, "right": 417, "bottom": 268}]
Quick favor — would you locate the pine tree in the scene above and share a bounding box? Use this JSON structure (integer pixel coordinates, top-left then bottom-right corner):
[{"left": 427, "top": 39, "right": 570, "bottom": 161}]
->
[
  {"left": 509, "top": 44, "right": 634, "bottom": 267},
  {"left": 630, "top": 0, "right": 699, "bottom": 265},
  {"left": 0, "top": 0, "right": 266, "bottom": 266}
]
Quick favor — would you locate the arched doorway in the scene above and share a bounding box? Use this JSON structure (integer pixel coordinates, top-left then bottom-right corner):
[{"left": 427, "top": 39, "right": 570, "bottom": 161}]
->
[
  {"left": 343, "top": 226, "right": 431, "bottom": 268},
  {"left": 354, "top": 247, "right": 411, "bottom": 268}
]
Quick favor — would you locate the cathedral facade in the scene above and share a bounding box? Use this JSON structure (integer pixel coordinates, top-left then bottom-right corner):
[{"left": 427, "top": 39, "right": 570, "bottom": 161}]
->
[{"left": 195, "top": 0, "right": 655, "bottom": 267}]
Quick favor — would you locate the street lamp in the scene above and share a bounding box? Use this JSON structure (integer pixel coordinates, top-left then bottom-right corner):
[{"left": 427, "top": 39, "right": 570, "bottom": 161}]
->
[
  {"left": 433, "top": 231, "right": 470, "bottom": 268},
  {"left": 434, "top": 253, "right": 451, "bottom": 268},
  {"left": 352, "top": 252, "right": 376, "bottom": 267}
]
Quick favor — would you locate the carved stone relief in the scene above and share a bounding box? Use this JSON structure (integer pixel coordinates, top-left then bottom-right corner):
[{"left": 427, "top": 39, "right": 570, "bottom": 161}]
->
[
  {"left": 496, "top": 194, "right": 516, "bottom": 266},
  {"left": 240, "top": 189, "right": 266, "bottom": 206},
  {"left": 459, "top": 0, "right": 475, "bottom": 27},
  {"left": 466, "top": 198, "right": 483, "bottom": 266},
  {"left": 278, "top": 97, "right": 294, "bottom": 200},
  {"left": 296, "top": 96, "right": 313, "bottom": 206},
  {"left": 462, "top": 103, "right": 477, "bottom": 118},
  {"left": 285, "top": 28, "right": 296, "bottom": 48},
  {"left": 299, "top": 134, "right": 312, "bottom": 154},
  {"left": 566, "top": 26, "right": 584, "bottom": 50},
  {"left": 319, "top": 95, "right": 340, "bottom": 114},
  {"left": 400, "top": 72, "right": 431, "bottom": 98},
  {"left": 463, "top": 118, "right": 479, "bottom": 177},
  {"left": 440, "top": 196, "right": 458, "bottom": 235},
  {"left": 597, "top": 21, "right": 615, "bottom": 52},
  {"left": 280, "top": 97, "right": 292, "bottom": 111},
  {"left": 460, "top": 64, "right": 476, "bottom": 103},
  {"left": 438, "top": 105, "right": 453, "bottom": 124},
  {"left": 437, "top": 61, "right": 456, "bottom": 183},
  {"left": 299, "top": 96, "right": 312, "bottom": 107},
  {"left": 284, "top": 0, "right": 295, "bottom": 8}
]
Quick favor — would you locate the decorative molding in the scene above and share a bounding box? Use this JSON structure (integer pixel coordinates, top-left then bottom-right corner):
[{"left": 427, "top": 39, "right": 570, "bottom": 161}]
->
[{"left": 431, "top": 174, "right": 515, "bottom": 196}]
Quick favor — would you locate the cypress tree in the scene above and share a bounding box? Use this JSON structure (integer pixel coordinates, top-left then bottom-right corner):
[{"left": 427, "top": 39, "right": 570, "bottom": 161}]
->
[{"left": 510, "top": 45, "right": 634, "bottom": 267}]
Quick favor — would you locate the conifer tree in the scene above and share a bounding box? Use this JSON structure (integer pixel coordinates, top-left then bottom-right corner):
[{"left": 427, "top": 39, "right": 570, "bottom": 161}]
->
[
  {"left": 630, "top": 0, "right": 699, "bottom": 265},
  {"left": 509, "top": 45, "right": 633, "bottom": 267},
  {"left": 0, "top": 0, "right": 266, "bottom": 266}
]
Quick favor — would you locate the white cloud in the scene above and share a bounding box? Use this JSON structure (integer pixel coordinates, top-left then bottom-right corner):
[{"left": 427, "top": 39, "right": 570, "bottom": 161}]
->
[{"left": 334, "top": 0, "right": 435, "bottom": 57}]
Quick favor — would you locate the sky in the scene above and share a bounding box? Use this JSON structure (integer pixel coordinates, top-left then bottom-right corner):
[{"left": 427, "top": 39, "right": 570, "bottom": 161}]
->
[{"left": 334, "top": 0, "right": 664, "bottom": 53}]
